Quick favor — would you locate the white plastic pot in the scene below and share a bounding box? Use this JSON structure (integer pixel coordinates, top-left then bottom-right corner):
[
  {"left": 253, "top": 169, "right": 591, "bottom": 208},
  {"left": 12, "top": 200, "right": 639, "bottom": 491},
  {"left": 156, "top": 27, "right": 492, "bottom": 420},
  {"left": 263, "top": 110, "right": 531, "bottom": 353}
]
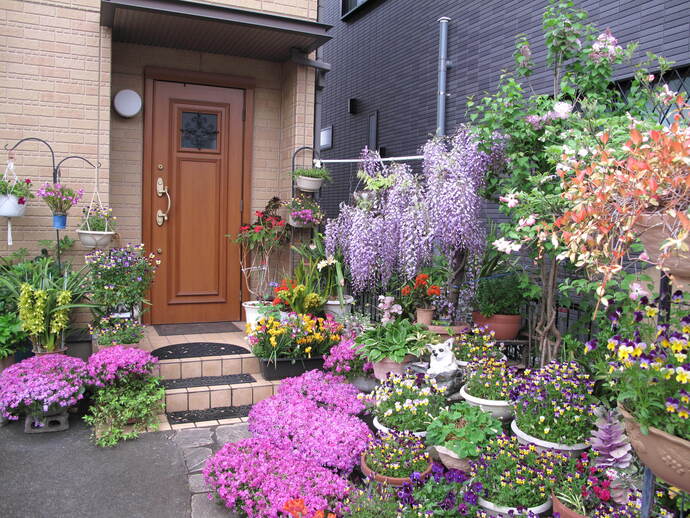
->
[
  {"left": 0, "top": 194, "right": 27, "bottom": 217},
  {"left": 478, "top": 496, "right": 552, "bottom": 517},
  {"left": 511, "top": 419, "right": 589, "bottom": 455},
  {"left": 243, "top": 301, "right": 265, "bottom": 328},
  {"left": 76, "top": 229, "right": 115, "bottom": 249},
  {"left": 324, "top": 296, "right": 354, "bottom": 320},
  {"left": 372, "top": 416, "right": 426, "bottom": 438},
  {"left": 294, "top": 175, "right": 324, "bottom": 192},
  {"left": 459, "top": 384, "right": 513, "bottom": 420}
]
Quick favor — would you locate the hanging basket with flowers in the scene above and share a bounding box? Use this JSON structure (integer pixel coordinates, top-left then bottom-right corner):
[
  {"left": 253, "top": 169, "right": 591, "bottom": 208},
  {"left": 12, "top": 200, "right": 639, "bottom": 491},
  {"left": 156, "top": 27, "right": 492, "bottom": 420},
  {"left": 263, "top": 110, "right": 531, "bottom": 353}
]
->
[{"left": 36, "top": 182, "right": 84, "bottom": 230}]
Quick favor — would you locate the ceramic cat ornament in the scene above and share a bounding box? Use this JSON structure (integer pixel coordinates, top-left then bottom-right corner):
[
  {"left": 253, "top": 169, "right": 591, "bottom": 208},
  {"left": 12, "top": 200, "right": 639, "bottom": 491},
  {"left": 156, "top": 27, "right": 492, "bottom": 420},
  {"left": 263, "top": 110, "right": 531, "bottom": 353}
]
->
[{"left": 427, "top": 338, "right": 459, "bottom": 376}]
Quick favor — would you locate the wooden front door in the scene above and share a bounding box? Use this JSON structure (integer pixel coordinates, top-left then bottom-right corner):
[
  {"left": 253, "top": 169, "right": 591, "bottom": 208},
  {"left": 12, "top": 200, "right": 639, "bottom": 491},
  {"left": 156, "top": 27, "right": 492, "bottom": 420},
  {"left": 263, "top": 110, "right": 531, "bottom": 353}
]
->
[{"left": 145, "top": 80, "right": 245, "bottom": 324}]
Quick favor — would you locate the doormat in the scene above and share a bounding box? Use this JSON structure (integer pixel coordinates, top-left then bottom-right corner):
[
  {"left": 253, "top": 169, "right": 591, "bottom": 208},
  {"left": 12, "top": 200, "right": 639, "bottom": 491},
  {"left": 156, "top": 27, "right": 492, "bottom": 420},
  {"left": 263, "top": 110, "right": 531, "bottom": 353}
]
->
[
  {"left": 153, "top": 321, "right": 240, "bottom": 336},
  {"left": 151, "top": 342, "right": 249, "bottom": 360},
  {"left": 166, "top": 404, "right": 253, "bottom": 425},
  {"left": 162, "top": 373, "right": 255, "bottom": 390}
]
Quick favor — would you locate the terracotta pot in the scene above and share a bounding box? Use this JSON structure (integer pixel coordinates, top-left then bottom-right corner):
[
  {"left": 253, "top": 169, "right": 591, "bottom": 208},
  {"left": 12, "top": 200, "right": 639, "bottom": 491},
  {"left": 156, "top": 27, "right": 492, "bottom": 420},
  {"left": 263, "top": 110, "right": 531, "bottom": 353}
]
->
[
  {"left": 372, "top": 355, "right": 416, "bottom": 380},
  {"left": 552, "top": 494, "right": 586, "bottom": 518},
  {"left": 416, "top": 308, "right": 435, "bottom": 326},
  {"left": 0, "top": 355, "right": 15, "bottom": 372},
  {"left": 511, "top": 419, "right": 589, "bottom": 456},
  {"left": 360, "top": 453, "right": 432, "bottom": 487},
  {"left": 619, "top": 404, "right": 690, "bottom": 493},
  {"left": 635, "top": 212, "right": 690, "bottom": 285},
  {"left": 472, "top": 312, "right": 521, "bottom": 340},
  {"left": 426, "top": 322, "right": 469, "bottom": 338}
]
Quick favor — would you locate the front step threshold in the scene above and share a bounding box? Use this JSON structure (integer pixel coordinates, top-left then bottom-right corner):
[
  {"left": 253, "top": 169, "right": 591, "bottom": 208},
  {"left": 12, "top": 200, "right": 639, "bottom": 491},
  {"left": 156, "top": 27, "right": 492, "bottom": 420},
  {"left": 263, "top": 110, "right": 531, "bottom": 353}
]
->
[
  {"left": 164, "top": 377, "right": 279, "bottom": 412},
  {"left": 154, "top": 353, "right": 260, "bottom": 380},
  {"left": 166, "top": 404, "right": 253, "bottom": 428}
]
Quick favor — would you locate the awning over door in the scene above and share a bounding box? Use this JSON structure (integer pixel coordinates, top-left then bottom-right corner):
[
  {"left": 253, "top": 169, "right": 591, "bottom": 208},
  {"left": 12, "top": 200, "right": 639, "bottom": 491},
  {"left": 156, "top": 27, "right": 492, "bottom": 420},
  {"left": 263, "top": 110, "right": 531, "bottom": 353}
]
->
[{"left": 100, "top": 0, "right": 332, "bottom": 62}]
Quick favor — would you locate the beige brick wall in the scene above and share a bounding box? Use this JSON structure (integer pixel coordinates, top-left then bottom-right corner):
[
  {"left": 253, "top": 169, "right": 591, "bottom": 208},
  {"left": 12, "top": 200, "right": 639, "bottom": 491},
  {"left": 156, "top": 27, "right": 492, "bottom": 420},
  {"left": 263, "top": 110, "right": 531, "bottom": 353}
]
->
[
  {"left": 0, "top": 0, "right": 110, "bottom": 261},
  {"left": 110, "top": 42, "right": 315, "bottom": 248},
  {"left": 206, "top": 0, "right": 319, "bottom": 20}
]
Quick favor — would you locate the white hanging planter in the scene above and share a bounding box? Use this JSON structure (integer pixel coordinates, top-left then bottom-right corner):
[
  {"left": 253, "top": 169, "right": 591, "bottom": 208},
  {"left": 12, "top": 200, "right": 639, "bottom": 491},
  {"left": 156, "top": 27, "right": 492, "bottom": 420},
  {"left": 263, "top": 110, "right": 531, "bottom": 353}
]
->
[
  {"left": 0, "top": 194, "right": 27, "bottom": 217},
  {"left": 76, "top": 229, "right": 115, "bottom": 249},
  {"left": 294, "top": 175, "right": 324, "bottom": 192}
]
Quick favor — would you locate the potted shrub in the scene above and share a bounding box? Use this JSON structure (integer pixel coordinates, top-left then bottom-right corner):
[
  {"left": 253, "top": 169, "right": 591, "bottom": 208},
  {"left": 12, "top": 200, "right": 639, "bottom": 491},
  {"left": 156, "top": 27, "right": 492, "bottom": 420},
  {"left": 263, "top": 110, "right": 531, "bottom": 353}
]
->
[
  {"left": 598, "top": 308, "right": 690, "bottom": 491},
  {"left": 510, "top": 361, "right": 596, "bottom": 455},
  {"left": 231, "top": 199, "right": 288, "bottom": 325},
  {"left": 472, "top": 434, "right": 565, "bottom": 516},
  {"left": 84, "top": 346, "right": 163, "bottom": 446},
  {"left": 400, "top": 273, "right": 442, "bottom": 326},
  {"left": 247, "top": 313, "right": 343, "bottom": 380},
  {"left": 293, "top": 167, "right": 331, "bottom": 193},
  {"left": 360, "top": 431, "right": 432, "bottom": 487},
  {"left": 397, "top": 464, "right": 484, "bottom": 517},
  {"left": 460, "top": 357, "right": 515, "bottom": 420},
  {"left": 0, "top": 313, "right": 27, "bottom": 371},
  {"left": 76, "top": 206, "right": 117, "bottom": 248},
  {"left": 0, "top": 174, "right": 33, "bottom": 218},
  {"left": 356, "top": 318, "right": 434, "bottom": 380},
  {"left": 285, "top": 194, "right": 325, "bottom": 228},
  {"left": 89, "top": 315, "right": 144, "bottom": 353},
  {"left": 365, "top": 373, "right": 446, "bottom": 436},
  {"left": 425, "top": 401, "right": 502, "bottom": 471},
  {"left": 36, "top": 182, "right": 84, "bottom": 229},
  {"left": 0, "top": 354, "right": 88, "bottom": 433},
  {"left": 472, "top": 273, "right": 524, "bottom": 340}
]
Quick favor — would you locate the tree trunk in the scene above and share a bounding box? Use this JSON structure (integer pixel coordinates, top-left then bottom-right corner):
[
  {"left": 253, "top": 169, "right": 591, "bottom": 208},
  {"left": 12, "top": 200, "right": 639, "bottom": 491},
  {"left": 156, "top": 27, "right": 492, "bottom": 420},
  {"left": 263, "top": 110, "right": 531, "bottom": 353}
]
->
[
  {"left": 447, "top": 249, "right": 468, "bottom": 323},
  {"left": 535, "top": 255, "right": 562, "bottom": 366}
]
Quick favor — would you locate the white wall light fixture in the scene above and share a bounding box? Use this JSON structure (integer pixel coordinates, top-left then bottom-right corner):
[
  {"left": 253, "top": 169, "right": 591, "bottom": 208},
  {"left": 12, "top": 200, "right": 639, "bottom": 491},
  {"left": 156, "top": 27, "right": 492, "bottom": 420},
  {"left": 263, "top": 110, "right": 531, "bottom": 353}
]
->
[{"left": 112, "top": 89, "right": 142, "bottom": 118}]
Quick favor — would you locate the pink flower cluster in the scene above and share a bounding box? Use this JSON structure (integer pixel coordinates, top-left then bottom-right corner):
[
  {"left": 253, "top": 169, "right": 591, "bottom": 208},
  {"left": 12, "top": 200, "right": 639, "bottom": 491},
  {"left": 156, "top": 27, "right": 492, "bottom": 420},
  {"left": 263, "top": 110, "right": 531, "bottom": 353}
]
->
[
  {"left": 0, "top": 355, "right": 88, "bottom": 419},
  {"left": 290, "top": 209, "right": 320, "bottom": 224},
  {"left": 205, "top": 370, "right": 371, "bottom": 517},
  {"left": 35, "top": 182, "right": 84, "bottom": 213},
  {"left": 203, "top": 436, "right": 349, "bottom": 518},
  {"left": 87, "top": 345, "right": 157, "bottom": 387},
  {"left": 322, "top": 338, "right": 373, "bottom": 379}
]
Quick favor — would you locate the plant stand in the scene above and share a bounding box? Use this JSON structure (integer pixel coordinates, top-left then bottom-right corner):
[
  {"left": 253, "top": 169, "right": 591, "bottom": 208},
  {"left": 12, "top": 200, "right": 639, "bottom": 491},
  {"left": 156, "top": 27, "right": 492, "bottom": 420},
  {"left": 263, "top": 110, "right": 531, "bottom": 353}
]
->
[{"left": 24, "top": 410, "right": 69, "bottom": 434}]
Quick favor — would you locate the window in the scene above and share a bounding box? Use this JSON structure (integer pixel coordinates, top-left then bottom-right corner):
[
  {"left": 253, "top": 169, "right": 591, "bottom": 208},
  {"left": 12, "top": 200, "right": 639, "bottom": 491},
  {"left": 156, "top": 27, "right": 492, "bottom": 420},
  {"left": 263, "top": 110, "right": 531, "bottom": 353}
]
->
[
  {"left": 341, "top": 0, "right": 371, "bottom": 18},
  {"left": 180, "top": 112, "right": 218, "bottom": 150},
  {"left": 368, "top": 111, "right": 378, "bottom": 151},
  {"left": 320, "top": 126, "right": 333, "bottom": 150}
]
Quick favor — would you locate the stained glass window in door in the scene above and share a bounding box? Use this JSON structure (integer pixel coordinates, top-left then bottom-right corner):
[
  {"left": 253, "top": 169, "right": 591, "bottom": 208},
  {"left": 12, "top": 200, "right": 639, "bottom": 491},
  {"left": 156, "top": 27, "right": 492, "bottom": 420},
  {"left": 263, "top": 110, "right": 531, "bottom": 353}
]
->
[{"left": 180, "top": 112, "right": 218, "bottom": 150}]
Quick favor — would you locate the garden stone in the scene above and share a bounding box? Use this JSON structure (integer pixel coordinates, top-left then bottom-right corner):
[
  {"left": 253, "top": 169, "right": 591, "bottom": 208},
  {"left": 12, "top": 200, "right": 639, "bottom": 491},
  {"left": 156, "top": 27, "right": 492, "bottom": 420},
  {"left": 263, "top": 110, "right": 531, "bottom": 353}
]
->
[
  {"left": 174, "top": 427, "right": 213, "bottom": 449},
  {"left": 184, "top": 446, "right": 212, "bottom": 473},
  {"left": 23, "top": 411, "right": 69, "bottom": 434},
  {"left": 191, "top": 493, "right": 240, "bottom": 518},
  {"left": 215, "top": 424, "right": 250, "bottom": 446},
  {"left": 188, "top": 473, "right": 209, "bottom": 493}
]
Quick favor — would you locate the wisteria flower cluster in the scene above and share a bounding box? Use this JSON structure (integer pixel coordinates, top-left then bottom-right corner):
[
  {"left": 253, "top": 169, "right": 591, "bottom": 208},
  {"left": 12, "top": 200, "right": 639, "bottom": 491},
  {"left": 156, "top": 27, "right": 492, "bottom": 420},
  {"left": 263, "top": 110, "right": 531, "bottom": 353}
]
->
[
  {"left": 0, "top": 355, "right": 87, "bottom": 419},
  {"left": 510, "top": 361, "right": 597, "bottom": 445},
  {"left": 86, "top": 345, "right": 158, "bottom": 388},
  {"left": 85, "top": 244, "right": 157, "bottom": 311},
  {"left": 362, "top": 430, "right": 429, "bottom": 479},
  {"left": 471, "top": 434, "right": 568, "bottom": 509},
  {"left": 204, "top": 436, "right": 350, "bottom": 518},
  {"left": 366, "top": 373, "right": 446, "bottom": 433},
  {"left": 398, "top": 464, "right": 483, "bottom": 517},
  {"left": 36, "top": 182, "right": 84, "bottom": 214},
  {"left": 322, "top": 338, "right": 373, "bottom": 381}
]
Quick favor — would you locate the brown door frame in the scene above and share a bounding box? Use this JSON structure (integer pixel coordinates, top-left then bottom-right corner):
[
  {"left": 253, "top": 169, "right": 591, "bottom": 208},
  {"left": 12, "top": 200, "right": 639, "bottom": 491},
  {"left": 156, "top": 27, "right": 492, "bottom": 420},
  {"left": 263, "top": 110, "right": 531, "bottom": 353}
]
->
[{"left": 142, "top": 67, "right": 255, "bottom": 324}]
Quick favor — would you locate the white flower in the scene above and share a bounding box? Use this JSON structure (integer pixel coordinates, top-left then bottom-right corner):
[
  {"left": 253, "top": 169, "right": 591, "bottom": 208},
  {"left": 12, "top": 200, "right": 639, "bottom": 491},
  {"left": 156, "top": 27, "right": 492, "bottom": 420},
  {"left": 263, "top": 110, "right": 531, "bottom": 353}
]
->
[
  {"left": 552, "top": 101, "right": 573, "bottom": 119},
  {"left": 518, "top": 214, "right": 537, "bottom": 227},
  {"left": 498, "top": 193, "right": 519, "bottom": 208},
  {"left": 629, "top": 282, "right": 650, "bottom": 301},
  {"left": 493, "top": 238, "right": 522, "bottom": 254}
]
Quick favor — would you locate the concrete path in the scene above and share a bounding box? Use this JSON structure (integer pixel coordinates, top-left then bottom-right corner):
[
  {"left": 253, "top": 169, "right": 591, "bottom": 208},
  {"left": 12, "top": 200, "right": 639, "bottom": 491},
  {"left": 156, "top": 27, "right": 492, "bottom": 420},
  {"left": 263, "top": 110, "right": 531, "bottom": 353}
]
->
[{"left": 0, "top": 414, "right": 250, "bottom": 518}]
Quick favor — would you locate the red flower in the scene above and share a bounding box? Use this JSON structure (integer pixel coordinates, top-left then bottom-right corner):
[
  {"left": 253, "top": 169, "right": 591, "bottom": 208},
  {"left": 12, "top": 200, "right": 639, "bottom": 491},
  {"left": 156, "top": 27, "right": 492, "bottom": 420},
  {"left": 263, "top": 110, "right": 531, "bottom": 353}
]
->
[
  {"left": 427, "top": 285, "right": 441, "bottom": 297},
  {"left": 255, "top": 211, "right": 264, "bottom": 218},
  {"left": 240, "top": 225, "right": 250, "bottom": 232},
  {"left": 414, "top": 273, "right": 429, "bottom": 288},
  {"left": 283, "top": 499, "right": 306, "bottom": 517},
  {"left": 17, "top": 196, "right": 26, "bottom": 205},
  {"left": 24, "top": 178, "right": 31, "bottom": 184},
  {"left": 401, "top": 286, "right": 411, "bottom": 296},
  {"left": 253, "top": 226, "right": 264, "bottom": 232}
]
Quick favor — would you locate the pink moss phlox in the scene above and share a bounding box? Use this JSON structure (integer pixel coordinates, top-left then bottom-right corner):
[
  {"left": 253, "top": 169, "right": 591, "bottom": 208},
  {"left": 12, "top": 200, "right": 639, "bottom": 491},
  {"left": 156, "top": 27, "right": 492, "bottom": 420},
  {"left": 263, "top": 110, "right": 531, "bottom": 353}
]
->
[
  {"left": 275, "top": 369, "right": 364, "bottom": 415},
  {"left": 87, "top": 345, "right": 157, "bottom": 387},
  {"left": 203, "top": 436, "right": 350, "bottom": 518},
  {"left": 0, "top": 354, "right": 87, "bottom": 419}
]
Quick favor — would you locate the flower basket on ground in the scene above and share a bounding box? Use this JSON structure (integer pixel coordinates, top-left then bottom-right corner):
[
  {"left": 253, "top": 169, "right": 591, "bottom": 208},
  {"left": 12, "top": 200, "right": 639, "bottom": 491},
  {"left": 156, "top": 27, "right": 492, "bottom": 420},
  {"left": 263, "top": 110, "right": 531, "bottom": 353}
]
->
[
  {"left": 76, "top": 206, "right": 117, "bottom": 248},
  {"left": 460, "top": 357, "right": 516, "bottom": 420},
  {"left": 0, "top": 355, "right": 87, "bottom": 432},
  {"left": 36, "top": 182, "right": 84, "bottom": 229},
  {"left": 360, "top": 431, "right": 431, "bottom": 487}
]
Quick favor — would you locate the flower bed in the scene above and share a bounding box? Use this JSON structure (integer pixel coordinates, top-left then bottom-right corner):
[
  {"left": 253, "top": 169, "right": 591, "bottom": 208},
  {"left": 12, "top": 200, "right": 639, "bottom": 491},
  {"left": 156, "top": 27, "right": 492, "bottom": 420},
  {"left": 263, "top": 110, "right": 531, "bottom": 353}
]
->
[
  {"left": 0, "top": 355, "right": 87, "bottom": 419},
  {"left": 274, "top": 370, "right": 365, "bottom": 415}
]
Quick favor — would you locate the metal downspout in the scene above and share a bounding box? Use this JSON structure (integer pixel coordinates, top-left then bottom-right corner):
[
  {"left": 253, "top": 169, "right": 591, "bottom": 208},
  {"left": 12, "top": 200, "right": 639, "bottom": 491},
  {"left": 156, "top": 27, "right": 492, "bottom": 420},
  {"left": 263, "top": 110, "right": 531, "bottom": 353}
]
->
[{"left": 436, "top": 16, "right": 451, "bottom": 136}]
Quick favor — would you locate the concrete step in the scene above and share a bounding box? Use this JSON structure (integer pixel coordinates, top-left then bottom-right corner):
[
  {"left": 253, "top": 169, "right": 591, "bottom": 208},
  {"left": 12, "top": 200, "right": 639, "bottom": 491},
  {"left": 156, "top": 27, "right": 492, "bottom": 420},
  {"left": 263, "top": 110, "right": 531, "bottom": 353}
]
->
[
  {"left": 154, "top": 353, "right": 260, "bottom": 380},
  {"left": 164, "top": 374, "right": 279, "bottom": 413}
]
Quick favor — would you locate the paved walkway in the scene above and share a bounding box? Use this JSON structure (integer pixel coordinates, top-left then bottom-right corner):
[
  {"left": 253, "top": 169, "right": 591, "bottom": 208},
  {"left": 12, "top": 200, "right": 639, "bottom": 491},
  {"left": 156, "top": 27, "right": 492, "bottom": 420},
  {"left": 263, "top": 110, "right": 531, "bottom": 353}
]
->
[{"left": 0, "top": 415, "right": 250, "bottom": 518}]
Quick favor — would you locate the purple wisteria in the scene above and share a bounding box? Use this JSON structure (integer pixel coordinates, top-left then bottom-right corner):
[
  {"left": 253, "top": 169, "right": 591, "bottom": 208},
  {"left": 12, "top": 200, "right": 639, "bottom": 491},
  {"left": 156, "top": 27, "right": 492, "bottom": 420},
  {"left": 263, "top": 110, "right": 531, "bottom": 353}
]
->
[
  {"left": 0, "top": 355, "right": 88, "bottom": 419},
  {"left": 87, "top": 345, "right": 158, "bottom": 387}
]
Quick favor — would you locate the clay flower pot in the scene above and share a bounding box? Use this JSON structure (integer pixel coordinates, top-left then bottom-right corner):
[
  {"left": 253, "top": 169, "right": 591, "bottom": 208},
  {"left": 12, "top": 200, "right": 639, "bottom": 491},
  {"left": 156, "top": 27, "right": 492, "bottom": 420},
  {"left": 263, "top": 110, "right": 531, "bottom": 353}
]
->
[
  {"left": 552, "top": 494, "right": 586, "bottom": 518},
  {"left": 416, "top": 307, "right": 435, "bottom": 326},
  {"left": 426, "top": 322, "right": 469, "bottom": 339},
  {"left": 360, "top": 453, "right": 432, "bottom": 487},
  {"left": 33, "top": 347, "right": 68, "bottom": 356},
  {"left": 619, "top": 404, "right": 690, "bottom": 493},
  {"left": 478, "top": 496, "right": 551, "bottom": 517},
  {"left": 0, "top": 355, "right": 15, "bottom": 372},
  {"left": 472, "top": 312, "right": 521, "bottom": 340},
  {"left": 511, "top": 419, "right": 589, "bottom": 456},
  {"left": 372, "top": 355, "right": 416, "bottom": 380},
  {"left": 635, "top": 212, "right": 690, "bottom": 285},
  {"left": 460, "top": 384, "right": 513, "bottom": 420}
]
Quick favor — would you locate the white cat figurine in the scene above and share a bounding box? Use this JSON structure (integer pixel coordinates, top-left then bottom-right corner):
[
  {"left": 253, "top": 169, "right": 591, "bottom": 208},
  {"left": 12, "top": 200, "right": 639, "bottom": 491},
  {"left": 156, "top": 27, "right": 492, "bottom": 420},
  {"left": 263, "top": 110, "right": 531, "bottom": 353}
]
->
[{"left": 427, "top": 338, "right": 459, "bottom": 376}]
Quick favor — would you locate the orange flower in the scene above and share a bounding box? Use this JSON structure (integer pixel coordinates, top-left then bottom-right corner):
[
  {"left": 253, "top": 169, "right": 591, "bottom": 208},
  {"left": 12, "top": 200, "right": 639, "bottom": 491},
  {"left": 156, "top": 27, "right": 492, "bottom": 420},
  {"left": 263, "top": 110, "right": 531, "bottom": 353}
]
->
[
  {"left": 414, "top": 273, "right": 429, "bottom": 288},
  {"left": 283, "top": 499, "right": 306, "bottom": 517},
  {"left": 427, "top": 285, "right": 441, "bottom": 297},
  {"left": 401, "top": 285, "right": 411, "bottom": 296}
]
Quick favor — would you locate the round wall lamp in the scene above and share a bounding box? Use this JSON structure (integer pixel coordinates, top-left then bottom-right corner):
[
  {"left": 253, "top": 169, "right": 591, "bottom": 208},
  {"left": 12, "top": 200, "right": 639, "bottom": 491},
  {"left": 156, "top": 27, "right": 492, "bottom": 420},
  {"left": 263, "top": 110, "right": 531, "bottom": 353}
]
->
[{"left": 112, "top": 89, "right": 142, "bottom": 118}]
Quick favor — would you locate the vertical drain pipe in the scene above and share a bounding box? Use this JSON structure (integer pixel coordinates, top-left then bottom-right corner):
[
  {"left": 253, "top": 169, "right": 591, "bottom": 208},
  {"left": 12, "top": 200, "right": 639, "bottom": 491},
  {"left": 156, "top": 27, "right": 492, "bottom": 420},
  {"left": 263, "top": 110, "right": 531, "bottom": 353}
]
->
[{"left": 436, "top": 16, "right": 451, "bottom": 136}]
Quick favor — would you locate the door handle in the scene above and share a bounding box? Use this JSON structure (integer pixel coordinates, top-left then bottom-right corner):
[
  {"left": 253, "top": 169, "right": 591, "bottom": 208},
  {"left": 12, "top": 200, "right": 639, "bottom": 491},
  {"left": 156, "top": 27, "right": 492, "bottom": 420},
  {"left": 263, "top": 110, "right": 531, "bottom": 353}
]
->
[{"left": 156, "top": 177, "right": 171, "bottom": 226}]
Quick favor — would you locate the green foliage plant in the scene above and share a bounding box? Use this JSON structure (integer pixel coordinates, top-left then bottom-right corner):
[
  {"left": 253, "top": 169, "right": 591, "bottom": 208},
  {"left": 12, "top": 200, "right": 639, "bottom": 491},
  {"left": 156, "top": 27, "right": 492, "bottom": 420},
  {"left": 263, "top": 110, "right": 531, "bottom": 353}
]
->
[
  {"left": 426, "top": 402, "right": 502, "bottom": 459},
  {"left": 0, "top": 314, "right": 27, "bottom": 358},
  {"left": 292, "top": 167, "right": 332, "bottom": 181},
  {"left": 356, "top": 318, "right": 436, "bottom": 363},
  {"left": 473, "top": 273, "right": 527, "bottom": 317},
  {"left": 342, "top": 485, "right": 399, "bottom": 518}
]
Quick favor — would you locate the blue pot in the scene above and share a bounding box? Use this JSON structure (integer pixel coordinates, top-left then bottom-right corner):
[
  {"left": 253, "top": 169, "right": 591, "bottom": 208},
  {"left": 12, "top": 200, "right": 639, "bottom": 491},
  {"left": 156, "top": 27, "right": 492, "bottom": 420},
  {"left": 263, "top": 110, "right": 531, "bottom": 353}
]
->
[{"left": 52, "top": 213, "right": 67, "bottom": 229}]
